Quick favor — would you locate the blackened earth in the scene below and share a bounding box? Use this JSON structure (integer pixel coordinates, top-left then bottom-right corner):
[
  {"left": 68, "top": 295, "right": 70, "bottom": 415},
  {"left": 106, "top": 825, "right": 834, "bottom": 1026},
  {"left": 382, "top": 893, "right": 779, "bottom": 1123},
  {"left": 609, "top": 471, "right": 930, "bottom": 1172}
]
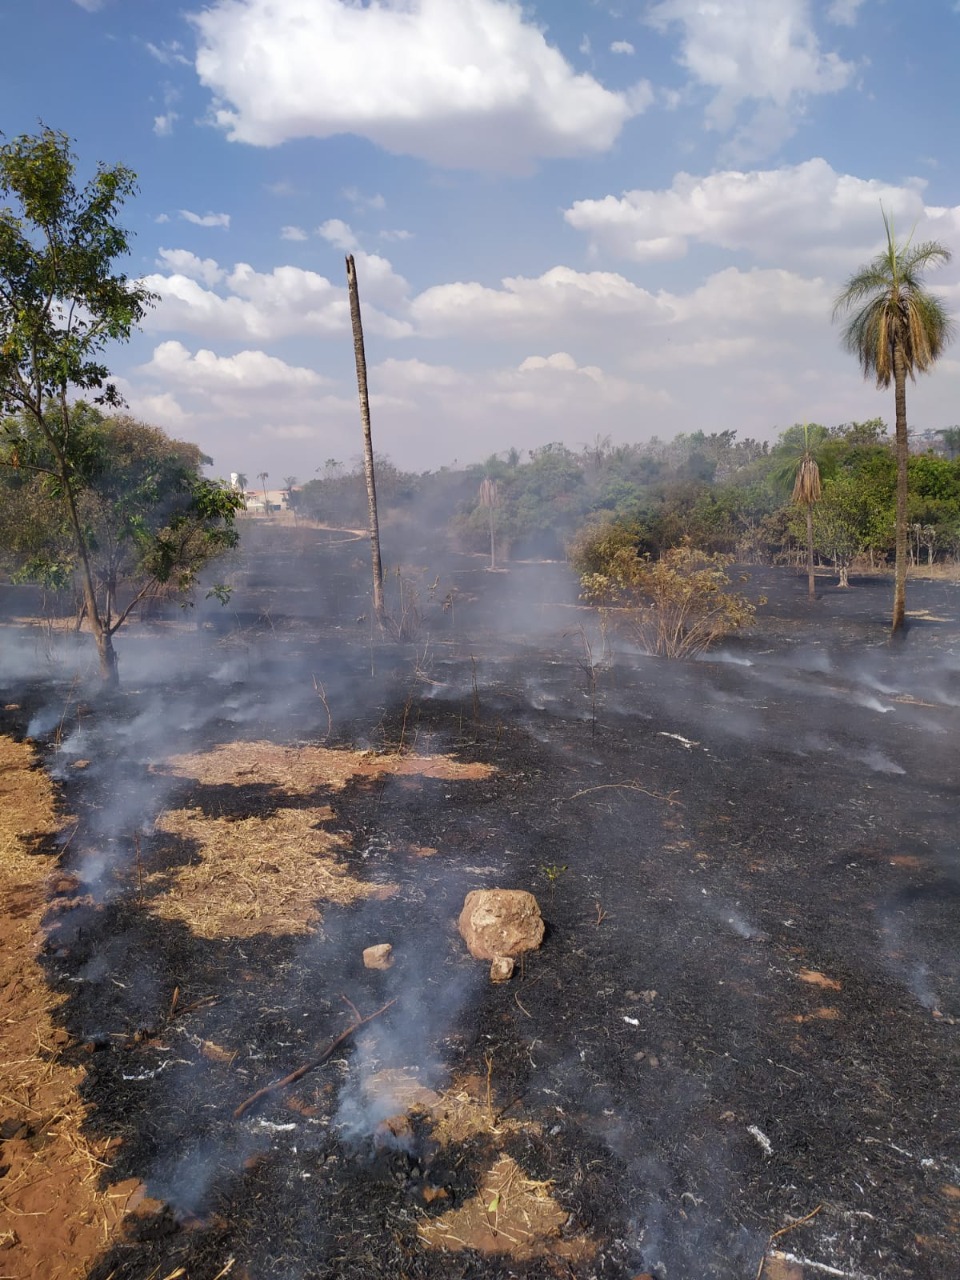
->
[{"left": 2, "top": 523, "right": 960, "bottom": 1280}]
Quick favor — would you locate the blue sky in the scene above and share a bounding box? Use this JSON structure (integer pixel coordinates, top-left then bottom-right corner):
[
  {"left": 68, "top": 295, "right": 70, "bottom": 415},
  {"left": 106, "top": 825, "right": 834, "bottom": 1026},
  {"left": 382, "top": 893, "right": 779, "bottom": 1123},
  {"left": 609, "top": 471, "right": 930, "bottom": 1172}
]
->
[{"left": 2, "top": 0, "right": 959, "bottom": 481}]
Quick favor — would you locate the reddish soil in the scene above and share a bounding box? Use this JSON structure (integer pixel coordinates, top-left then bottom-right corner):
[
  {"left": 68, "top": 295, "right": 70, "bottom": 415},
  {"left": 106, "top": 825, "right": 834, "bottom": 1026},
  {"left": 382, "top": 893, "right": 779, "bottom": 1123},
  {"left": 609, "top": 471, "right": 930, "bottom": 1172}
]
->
[{"left": 1, "top": 525, "right": 959, "bottom": 1280}]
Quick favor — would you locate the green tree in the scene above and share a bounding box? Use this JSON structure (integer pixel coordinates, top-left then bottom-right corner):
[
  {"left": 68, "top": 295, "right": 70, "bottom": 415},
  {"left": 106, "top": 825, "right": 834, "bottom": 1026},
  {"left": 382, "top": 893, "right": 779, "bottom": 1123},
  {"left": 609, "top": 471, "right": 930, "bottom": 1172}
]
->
[
  {"left": 0, "top": 408, "right": 242, "bottom": 644},
  {"left": 833, "top": 212, "right": 954, "bottom": 633},
  {"left": 0, "top": 127, "right": 158, "bottom": 681}
]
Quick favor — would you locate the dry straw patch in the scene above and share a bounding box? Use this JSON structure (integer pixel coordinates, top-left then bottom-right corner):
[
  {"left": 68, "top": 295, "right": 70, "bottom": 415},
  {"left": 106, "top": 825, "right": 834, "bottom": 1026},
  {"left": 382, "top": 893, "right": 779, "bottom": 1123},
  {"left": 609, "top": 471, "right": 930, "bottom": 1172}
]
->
[
  {"left": 351, "top": 1069, "right": 595, "bottom": 1263},
  {"left": 362, "top": 1068, "right": 534, "bottom": 1147},
  {"left": 419, "top": 1154, "right": 595, "bottom": 1262},
  {"left": 157, "top": 740, "right": 493, "bottom": 794},
  {"left": 150, "top": 742, "right": 492, "bottom": 938},
  {"left": 152, "top": 806, "right": 394, "bottom": 938},
  {"left": 0, "top": 735, "right": 159, "bottom": 1279}
]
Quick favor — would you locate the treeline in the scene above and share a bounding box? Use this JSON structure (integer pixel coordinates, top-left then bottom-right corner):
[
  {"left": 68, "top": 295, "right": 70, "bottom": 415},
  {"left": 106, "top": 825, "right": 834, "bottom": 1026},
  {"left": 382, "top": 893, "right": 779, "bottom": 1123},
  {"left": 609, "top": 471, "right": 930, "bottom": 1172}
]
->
[{"left": 297, "top": 422, "right": 960, "bottom": 576}]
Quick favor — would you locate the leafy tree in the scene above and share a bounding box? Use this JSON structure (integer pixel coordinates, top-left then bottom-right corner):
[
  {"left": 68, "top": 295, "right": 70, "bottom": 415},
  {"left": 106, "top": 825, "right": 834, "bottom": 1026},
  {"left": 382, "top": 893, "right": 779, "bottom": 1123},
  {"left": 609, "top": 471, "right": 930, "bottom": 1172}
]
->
[
  {"left": 936, "top": 427, "right": 960, "bottom": 460},
  {"left": 0, "top": 127, "right": 157, "bottom": 681},
  {"left": 810, "top": 472, "right": 874, "bottom": 587},
  {"left": 834, "top": 212, "right": 954, "bottom": 633},
  {"left": 0, "top": 407, "right": 242, "bottom": 642}
]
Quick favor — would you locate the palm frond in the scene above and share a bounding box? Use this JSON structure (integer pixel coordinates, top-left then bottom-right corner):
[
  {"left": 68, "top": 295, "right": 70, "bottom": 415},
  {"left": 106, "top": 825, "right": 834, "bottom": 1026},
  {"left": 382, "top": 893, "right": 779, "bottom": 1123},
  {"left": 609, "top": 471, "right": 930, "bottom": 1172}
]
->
[{"left": 792, "top": 454, "right": 822, "bottom": 507}]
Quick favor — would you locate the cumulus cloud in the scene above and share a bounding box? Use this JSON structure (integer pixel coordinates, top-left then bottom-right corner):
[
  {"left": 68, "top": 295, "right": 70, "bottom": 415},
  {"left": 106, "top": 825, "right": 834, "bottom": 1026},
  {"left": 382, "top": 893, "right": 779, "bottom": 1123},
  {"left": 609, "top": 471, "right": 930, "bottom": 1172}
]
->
[
  {"left": 317, "top": 219, "right": 359, "bottom": 252},
  {"left": 610, "top": 41, "right": 635, "bottom": 55},
  {"left": 180, "top": 209, "right": 231, "bottom": 228},
  {"left": 156, "top": 248, "right": 225, "bottom": 287},
  {"left": 141, "top": 256, "right": 411, "bottom": 343},
  {"left": 647, "top": 0, "right": 856, "bottom": 157},
  {"left": 191, "top": 0, "right": 646, "bottom": 171},
  {"left": 564, "top": 159, "right": 942, "bottom": 269},
  {"left": 280, "top": 225, "right": 308, "bottom": 241},
  {"left": 411, "top": 266, "right": 666, "bottom": 338},
  {"left": 140, "top": 341, "right": 326, "bottom": 393}
]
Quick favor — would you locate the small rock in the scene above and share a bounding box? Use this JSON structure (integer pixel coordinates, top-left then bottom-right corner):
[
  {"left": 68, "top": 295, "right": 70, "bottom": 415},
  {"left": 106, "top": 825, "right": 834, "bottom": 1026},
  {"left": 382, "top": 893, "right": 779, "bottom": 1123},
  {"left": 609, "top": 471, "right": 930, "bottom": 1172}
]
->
[
  {"left": 363, "top": 943, "right": 394, "bottom": 970},
  {"left": 458, "top": 889, "right": 544, "bottom": 961},
  {"left": 489, "top": 955, "right": 515, "bottom": 983}
]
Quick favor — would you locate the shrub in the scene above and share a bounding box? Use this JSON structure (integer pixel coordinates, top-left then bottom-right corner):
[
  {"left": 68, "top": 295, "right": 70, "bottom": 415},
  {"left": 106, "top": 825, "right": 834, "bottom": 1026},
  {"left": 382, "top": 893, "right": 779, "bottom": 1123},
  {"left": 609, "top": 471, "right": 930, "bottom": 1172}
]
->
[{"left": 577, "top": 539, "right": 759, "bottom": 660}]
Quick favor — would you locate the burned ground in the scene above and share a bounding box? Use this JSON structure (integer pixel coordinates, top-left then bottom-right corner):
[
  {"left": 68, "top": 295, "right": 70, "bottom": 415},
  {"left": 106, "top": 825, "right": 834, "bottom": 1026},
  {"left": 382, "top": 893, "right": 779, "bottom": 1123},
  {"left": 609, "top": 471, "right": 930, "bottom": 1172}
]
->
[{"left": 2, "top": 524, "right": 960, "bottom": 1280}]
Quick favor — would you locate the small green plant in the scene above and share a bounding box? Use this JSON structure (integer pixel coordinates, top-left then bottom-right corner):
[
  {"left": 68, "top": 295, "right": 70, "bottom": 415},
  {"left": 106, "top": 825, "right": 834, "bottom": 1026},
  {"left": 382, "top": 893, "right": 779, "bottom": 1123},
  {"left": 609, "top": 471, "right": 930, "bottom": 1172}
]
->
[{"left": 540, "top": 863, "right": 568, "bottom": 901}]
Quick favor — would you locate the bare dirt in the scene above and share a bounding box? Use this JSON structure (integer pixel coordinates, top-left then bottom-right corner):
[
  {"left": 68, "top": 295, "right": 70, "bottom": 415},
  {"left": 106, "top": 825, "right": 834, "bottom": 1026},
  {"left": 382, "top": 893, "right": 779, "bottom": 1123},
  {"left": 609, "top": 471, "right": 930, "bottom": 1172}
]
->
[{"left": 1, "top": 525, "right": 960, "bottom": 1280}]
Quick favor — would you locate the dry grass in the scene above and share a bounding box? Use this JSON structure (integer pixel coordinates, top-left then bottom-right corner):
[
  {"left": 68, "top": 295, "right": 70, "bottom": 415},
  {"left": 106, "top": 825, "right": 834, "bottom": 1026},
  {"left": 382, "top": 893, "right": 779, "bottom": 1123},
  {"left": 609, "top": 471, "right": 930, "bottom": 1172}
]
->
[
  {"left": 361, "top": 1068, "right": 534, "bottom": 1147},
  {"left": 152, "top": 805, "right": 395, "bottom": 938},
  {"left": 155, "top": 740, "right": 493, "bottom": 794},
  {"left": 147, "top": 742, "right": 492, "bottom": 938},
  {"left": 0, "top": 735, "right": 161, "bottom": 1280},
  {"left": 419, "top": 1154, "right": 594, "bottom": 1262}
]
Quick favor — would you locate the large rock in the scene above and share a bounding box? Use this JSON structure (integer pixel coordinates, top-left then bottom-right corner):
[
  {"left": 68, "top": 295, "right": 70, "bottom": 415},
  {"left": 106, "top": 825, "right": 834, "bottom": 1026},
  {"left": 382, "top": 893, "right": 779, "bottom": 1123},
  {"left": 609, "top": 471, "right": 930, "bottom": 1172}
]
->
[{"left": 458, "top": 889, "right": 544, "bottom": 961}]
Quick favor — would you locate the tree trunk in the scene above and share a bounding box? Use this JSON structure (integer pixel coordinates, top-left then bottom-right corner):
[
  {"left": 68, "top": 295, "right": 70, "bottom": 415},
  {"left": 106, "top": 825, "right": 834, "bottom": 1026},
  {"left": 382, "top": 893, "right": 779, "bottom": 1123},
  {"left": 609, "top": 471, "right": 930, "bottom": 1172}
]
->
[
  {"left": 891, "top": 343, "right": 909, "bottom": 635},
  {"left": 345, "top": 254, "right": 384, "bottom": 624},
  {"left": 488, "top": 506, "right": 496, "bottom": 570},
  {"left": 805, "top": 504, "right": 815, "bottom": 598},
  {"left": 58, "top": 450, "right": 118, "bottom": 685}
]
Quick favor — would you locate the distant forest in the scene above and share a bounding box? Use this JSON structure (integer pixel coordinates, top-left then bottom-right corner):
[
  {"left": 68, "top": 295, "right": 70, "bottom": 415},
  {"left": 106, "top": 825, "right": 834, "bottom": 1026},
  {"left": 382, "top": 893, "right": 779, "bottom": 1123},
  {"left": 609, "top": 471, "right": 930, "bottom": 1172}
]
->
[{"left": 292, "top": 422, "right": 960, "bottom": 578}]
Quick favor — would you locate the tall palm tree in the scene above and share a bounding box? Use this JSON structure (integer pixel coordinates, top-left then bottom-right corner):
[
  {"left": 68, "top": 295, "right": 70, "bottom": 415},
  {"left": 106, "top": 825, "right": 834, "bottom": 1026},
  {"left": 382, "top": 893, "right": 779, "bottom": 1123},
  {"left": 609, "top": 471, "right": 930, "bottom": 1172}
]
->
[
  {"left": 257, "top": 471, "right": 269, "bottom": 515},
  {"left": 833, "top": 213, "right": 953, "bottom": 634}
]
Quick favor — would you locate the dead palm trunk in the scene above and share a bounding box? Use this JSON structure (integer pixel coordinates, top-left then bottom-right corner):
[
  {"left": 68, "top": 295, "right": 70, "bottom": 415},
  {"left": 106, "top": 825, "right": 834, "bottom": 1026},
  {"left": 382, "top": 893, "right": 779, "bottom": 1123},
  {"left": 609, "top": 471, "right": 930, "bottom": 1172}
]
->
[
  {"left": 346, "top": 254, "right": 384, "bottom": 624},
  {"left": 892, "top": 340, "right": 909, "bottom": 634},
  {"left": 479, "top": 478, "right": 498, "bottom": 569}
]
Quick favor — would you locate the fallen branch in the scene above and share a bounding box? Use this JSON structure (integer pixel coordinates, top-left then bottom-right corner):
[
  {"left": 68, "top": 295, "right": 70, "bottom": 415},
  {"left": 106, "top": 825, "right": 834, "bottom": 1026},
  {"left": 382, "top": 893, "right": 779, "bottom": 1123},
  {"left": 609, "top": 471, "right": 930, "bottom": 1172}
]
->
[
  {"left": 755, "top": 1204, "right": 823, "bottom": 1280},
  {"left": 565, "top": 781, "right": 681, "bottom": 806},
  {"left": 233, "top": 997, "right": 397, "bottom": 1120}
]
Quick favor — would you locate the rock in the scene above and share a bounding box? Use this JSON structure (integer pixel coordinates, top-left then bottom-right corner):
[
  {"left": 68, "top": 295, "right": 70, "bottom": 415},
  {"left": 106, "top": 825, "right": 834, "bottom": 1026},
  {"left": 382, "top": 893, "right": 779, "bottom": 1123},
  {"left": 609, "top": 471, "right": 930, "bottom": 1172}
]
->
[
  {"left": 363, "top": 943, "right": 394, "bottom": 970},
  {"left": 458, "top": 889, "right": 544, "bottom": 961},
  {"left": 489, "top": 956, "right": 515, "bottom": 983}
]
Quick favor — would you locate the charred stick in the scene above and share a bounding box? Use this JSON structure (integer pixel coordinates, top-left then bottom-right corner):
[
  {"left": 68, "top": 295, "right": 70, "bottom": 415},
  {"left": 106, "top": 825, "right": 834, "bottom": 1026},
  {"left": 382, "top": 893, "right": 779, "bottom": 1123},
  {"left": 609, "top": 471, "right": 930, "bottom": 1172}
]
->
[
  {"left": 233, "top": 997, "right": 397, "bottom": 1120},
  {"left": 754, "top": 1204, "right": 823, "bottom": 1280}
]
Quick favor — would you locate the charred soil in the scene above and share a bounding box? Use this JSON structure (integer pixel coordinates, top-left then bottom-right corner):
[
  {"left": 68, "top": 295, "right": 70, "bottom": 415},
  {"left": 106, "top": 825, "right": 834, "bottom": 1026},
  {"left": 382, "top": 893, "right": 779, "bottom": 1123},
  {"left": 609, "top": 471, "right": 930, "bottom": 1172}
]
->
[{"left": 1, "top": 527, "right": 959, "bottom": 1280}]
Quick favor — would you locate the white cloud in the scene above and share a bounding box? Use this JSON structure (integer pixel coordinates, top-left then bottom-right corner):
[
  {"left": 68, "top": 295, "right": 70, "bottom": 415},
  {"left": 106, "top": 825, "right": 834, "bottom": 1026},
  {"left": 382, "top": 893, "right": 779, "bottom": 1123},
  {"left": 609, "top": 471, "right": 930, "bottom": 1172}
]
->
[
  {"left": 647, "top": 0, "right": 856, "bottom": 157},
  {"left": 826, "top": 0, "right": 866, "bottom": 24},
  {"left": 141, "top": 341, "right": 326, "bottom": 393},
  {"left": 72, "top": 0, "right": 104, "bottom": 10},
  {"left": 156, "top": 248, "right": 225, "bottom": 287},
  {"left": 145, "top": 39, "right": 191, "bottom": 66},
  {"left": 565, "top": 159, "right": 941, "bottom": 269},
  {"left": 155, "top": 213, "right": 171, "bottom": 224},
  {"left": 317, "top": 219, "right": 359, "bottom": 252},
  {"left": 153, "top": 112, "right": 179, "bottom": 137},
  {"left": 342, "top": 187, "right": 386, "bottom": 212},
  {"left": 191, "top": 0, "right": 646, "bottom": 172},
  {"left": 180, "top": 209, "right": 232, "bottom": 229},
  {"left": 141, "top": 257, "right": 411, "bottom": 343},
  {"left": 610, "top": 41, "right": 635, "bottom": 55},
  {"left": 411, "top": 266, "right": 665, "bottom": 338},
  {"left": 379, "top": 229, "right": 413, "bottom": 243},
  {"left": 280, "top": 225, "right": 308, "bottom": 241}
]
